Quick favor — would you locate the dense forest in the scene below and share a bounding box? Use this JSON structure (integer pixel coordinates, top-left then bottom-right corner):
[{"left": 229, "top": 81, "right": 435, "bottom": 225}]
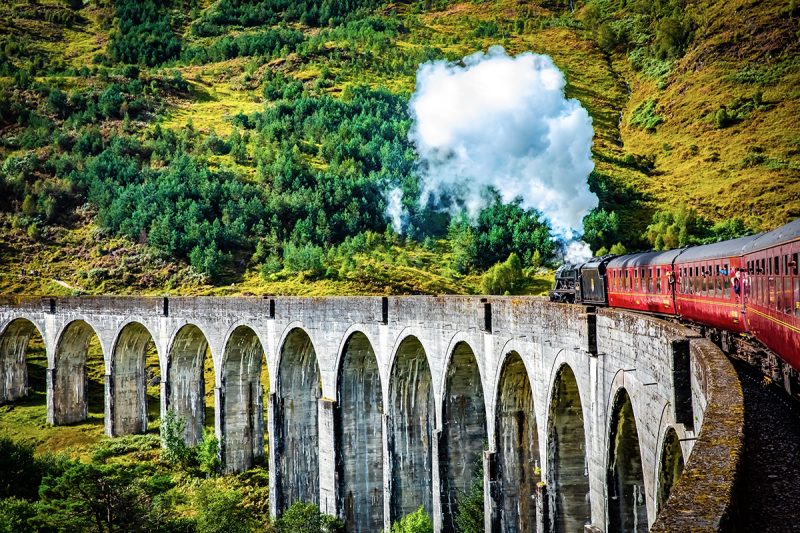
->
[{"left": 0, "top": 0, "right": 797, "bottom": 299}]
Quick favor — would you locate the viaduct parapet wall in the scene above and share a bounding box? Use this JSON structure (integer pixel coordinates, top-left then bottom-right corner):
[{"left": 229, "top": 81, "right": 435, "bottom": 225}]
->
[{"left": 0, "top": 296, "right": 743, "bottom": 532}]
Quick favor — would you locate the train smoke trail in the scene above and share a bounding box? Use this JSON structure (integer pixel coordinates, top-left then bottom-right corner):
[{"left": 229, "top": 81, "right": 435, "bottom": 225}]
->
[{"left": 387, "top": 46, "right": 597, "bottom": 261}]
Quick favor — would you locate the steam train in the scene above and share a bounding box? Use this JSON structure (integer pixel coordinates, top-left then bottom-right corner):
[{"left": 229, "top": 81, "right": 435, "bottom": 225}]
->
[{"left": 550, "top": 218, "right": 800, "bottom": 389}]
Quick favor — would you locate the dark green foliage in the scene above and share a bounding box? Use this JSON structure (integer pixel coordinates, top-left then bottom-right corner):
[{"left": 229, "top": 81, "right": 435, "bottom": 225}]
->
[
  {"left": 109, "top": 1, "right": 182, "bottom": 66},
  {"left": 584, "top": 171, "right": 652, "bottom": 253},
  {"left": 583, "top": 0, "right": 694, "bottom": 76},
  {"left": 195, "top": 483, "right": 256, "bottom": 533},
  {"left": 161, "top": 409, "right": 193, "bottom": 466},
  {"left": 644, "top": 205, "right": 752, "bottom": 250},
  {"left": 629, "top": 100, "right": 663, "bottom": 132},
  {"left": 453, "top": 460, "right": 484, "bottom": 533},
  {"left": 449, "top": 195, "right": 555, "bottom": 270},
  {"left": 283, "top": 242, "right": 325, "bottom": 277},
  {"left": 582, "top": 208, "right": 621, "bottom": 253},
  {"left": 0, "top": 498, "right": 36, "bottom": 533},
  {"left": 193, "top": 0, "right": 388, "bottom": 36},
  {"left": 713, "top": 93, "right": 768, "bottom": 128},
  {"left": 274, "top": 501, "right": 344, "bottom": 533},
  {"left": 0, "top": 437, "right": 41, "bottom": 501},
  {"left": 182, "top": 27, "right": 305, "bottom": 64},
  {"left": 36, "top": 461, "right": 173, "bottom": 532}
]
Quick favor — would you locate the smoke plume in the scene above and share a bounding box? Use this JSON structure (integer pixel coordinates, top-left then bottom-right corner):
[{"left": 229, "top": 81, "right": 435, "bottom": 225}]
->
[{"left": 388, "top": 46, "right": 597, "bottom": 261}]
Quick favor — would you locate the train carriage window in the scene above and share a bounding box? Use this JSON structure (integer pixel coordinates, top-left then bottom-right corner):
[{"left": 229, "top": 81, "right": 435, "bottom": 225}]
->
[
  {"left": 769, "top": 277, "right": 777, "bottom": 309},
  {"left": 702, "top": 266, "right": 708, "bottom": 296},
  {"left": 792, "top": 253, "right": 799, "bottom": 275},
  {"left": 784, "top": 278, "right": 793, "bottom": 315},
  {"left": 656, "top": 268, "right": 662, "bottom": 293},
  {"left": 716, "top": 265, "right": 723, "bottom": 297},
  {"left": 795, "top": 278, "right": 800, "bottom": 318},
  {"left": 775, "top": 256, "right": 780, "bottom": 276},
  {"left": 695, "top": 267, "right": 701, "bottom": 294},
  {"left": 648, "top": 268, "right": 653, "bottom": 293},
  {"left": 756, "top": 276, "right": 761, "bottom": 305},
  {"left": 723, "top": 264, "right": 731, "bottom": 298}
]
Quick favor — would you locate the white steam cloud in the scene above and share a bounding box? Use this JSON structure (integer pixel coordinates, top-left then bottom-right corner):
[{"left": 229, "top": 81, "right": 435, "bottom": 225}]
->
[
  {"left": 385, "top": 187, "right": 406, "bottom": 234},
  {"left": 564, "top": 240, "right": 593, "bottom": 264},
  {"left": 387, "top": 45, "right": 598, "bottom": 258}
]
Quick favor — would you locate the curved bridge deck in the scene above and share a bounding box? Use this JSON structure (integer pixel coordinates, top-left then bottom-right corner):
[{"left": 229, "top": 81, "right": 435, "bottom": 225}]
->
[{"left": 0, "top": 295, "right": 742, "bottom": 532}]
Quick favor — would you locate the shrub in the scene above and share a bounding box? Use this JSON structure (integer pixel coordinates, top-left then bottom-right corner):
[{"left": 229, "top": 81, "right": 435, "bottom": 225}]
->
[
  {"left": 283, "top": 242, "right": 325, "bottom": 277},
  {"left": 161, "top": 410, "right": 192, "bottom": 466},
  {"left": 391, "top": 507, "right": 433, "bottom": 533},
  {"left": 197, "top": 429, "right": 222, "bottom": 478},
  {"left": 275, "top": 501, "right": 344, "bottom": 533},
  {"left": 0, "top": 438, "right": 41, "bottom": 501},
  {"left": 481, "top": 253, "right": 525, "bottom": 295},
  {"left": 195, "top": 483, "right": 256, "bottom": 533},
  {"left": 629, "top": 100, "right": 664, "bottom": 132},
  {"left": 453, "top": 461, "right": 484, "bottom": 533},
  {"left": 0, "top": 498, "right": 36, "bottom": 533}
]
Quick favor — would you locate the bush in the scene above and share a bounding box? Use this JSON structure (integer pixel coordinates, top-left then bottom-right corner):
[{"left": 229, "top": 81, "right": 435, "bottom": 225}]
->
[
  {"left": 391, "top": 507, "right": 433, "bottom": 533},
  {"left": 0, "top": 438, "right": 41, "bottom": 501},
  {"left": 0, "top": 498, "right": 36, "bottom": 533},
  {"left": 283, "top": 242, "right": 325, "bottom": 277},
  {"left": 481, "top": 253, "right": 525, "bottom": 295},
  {"left": 195, "top": 483, "right": 256, "bottom": 533},
  {"left": 197, "top": 429, "right": 222, "bottom": 478},
  {"left": 274, "top": 501, "right": 344, "bottom": 533},
  {"left": 453, "top": 461, "right": 484, "bottom": 533},
  {"left": 161, "top": 410, "right": 192, "bottom": 467},
  {"left": 629, "top": 100, "right": 664, "bottom": 132}
]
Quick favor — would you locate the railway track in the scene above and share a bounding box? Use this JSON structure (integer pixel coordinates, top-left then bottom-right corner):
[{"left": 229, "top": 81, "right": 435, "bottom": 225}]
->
[{"left": 733, "top": 361, "right": 800, "bottom": 530}]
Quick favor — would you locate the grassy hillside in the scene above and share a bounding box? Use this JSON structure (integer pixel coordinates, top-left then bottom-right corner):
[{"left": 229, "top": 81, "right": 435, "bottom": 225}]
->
[{"left": 0, "top": 0, "right": 797, "bottom": 296}]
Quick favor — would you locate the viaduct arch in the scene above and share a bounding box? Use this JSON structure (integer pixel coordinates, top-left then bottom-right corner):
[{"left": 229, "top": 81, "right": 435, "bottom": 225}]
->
[{"left": 0, "top": 295, "right": 743, "bottom": 531}]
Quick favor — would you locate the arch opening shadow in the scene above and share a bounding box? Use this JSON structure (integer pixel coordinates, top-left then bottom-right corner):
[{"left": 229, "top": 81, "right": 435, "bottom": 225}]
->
[
  {"left": 656, "top": 428, "right": 684, "bottom": 513},
  {"left": 111, "top": 323, "right": 157, "bottom": 436},
  {"left": 547, "top": 364, "right": 590, "bottom": 532},
  {"left": 495, "top": 352, "right": 540, "bottom": 532},
  {"left": 276, "top": 328, "right": 321, "bottom": 512},
  {"left": 607, "top": 388, "right": 647, "bottom": 532},
  {"left": 221, "top": 326, "right": 267, "bottom": 473},
  {"left": 167, "top": 325, "right": 214, "bottom": 446},
  {"left": 51, "top": 320, "right": 104, "bottom": 426},
  {"left": 336, "top": 332, "right": 384, "bottom": 532},
  {"left": 440, "top": 342, "right": 486, "bottom": 533},
  {"left": 389, "top": 336, "right": 434, "bottom": 523},
  {"left": 0, "top": 319, "right": 45, "bottom": 404}
]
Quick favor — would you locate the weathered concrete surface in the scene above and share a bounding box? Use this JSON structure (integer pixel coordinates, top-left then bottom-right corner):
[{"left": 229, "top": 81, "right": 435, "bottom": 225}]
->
[
  {"left": 337, "top": 332, "right": 384, "bottom": 532},
  {"left": 389, "top": 336, "right": 435, "bottom": 522},
  {"left": 439, "top": 341, "right": 486, "bottom": 533},
  {"left": 651, "top": 339, "right": 744, "bottom": 532},
  {"left": 0, "top": 296, "right": 744, "bottom": 532},
  {"left": 547, "top": 365, "right": 590, "bottom": 532}
]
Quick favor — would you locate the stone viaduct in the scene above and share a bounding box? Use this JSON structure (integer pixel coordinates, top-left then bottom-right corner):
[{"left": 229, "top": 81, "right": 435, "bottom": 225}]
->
[{"left": 0, "top": 296, "right": 743, "bottom": 532}]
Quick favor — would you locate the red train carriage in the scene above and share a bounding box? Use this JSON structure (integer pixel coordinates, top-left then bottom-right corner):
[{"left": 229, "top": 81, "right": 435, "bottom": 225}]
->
[
  {"left": 741, "top": 219, "right": 800, "bottom": 368},
  {"left": 673, "top": 235, "right": 757, "bottom": 334},
  {"left": 607, "top": 250, "right": 682, "bottom": 314}
]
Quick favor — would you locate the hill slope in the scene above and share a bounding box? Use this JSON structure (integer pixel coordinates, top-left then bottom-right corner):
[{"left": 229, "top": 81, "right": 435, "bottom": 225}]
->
[{"left": 0, "top": 0, "right": 797, "bottom": 296}]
